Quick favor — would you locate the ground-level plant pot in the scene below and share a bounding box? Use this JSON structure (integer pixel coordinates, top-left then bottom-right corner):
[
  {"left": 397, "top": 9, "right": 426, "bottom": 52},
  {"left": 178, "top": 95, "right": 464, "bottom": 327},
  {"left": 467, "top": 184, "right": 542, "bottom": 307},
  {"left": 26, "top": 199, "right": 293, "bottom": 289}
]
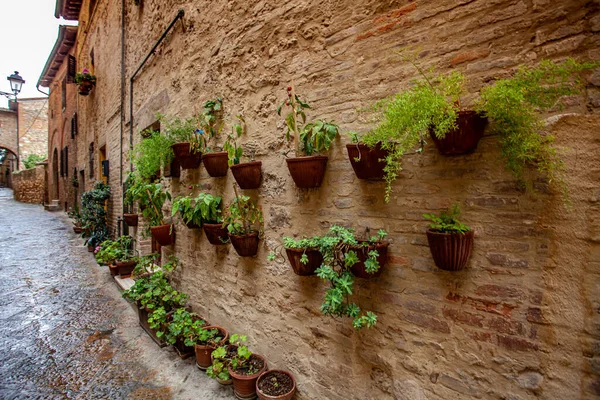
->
[
  {"left": 115, "top": 260, "right": 136, "bottom": 277},
  {"left": 108, "top": 264, "right": 119, "bottom": 277},
  {"left": 285, "top": 155, "right": 328, "bottom": 188},
  {"left": 202, "top": 152, "right": 229, "bottom": 177},
  {"left": 285, "top": 248, "right": 323, "bottom": 276},
  {"left": 346, "top": 143, "right": 389, "bottom": 180},
  {"left": 87, "top": 245, "right": 94, "bottom": 252},
  {"left": 256, "top": 370, "right": 296, "bottom": 400},
  {"left": 203, "top": 223, "right": 229, "bottom": 245},
  {"left": 73, "top": 226, "right": 83, "bottom": 234},
  {"left": 150, "top": 224, "right": 175, "bottom": 246},
  {"left": 228, "top": 354, "right": 268, "bottom": 400},
  {"left": 426, "top": 229, "right": 474, "bottom": 271},
  {"left": 138, "top": 306, "right": 167, "bottom": 347},
  {"left": 209, "top": 344, "right": 238, "bottom": 385},
  {"left": 171, "top": 142, "right": 202, "bottom": 170},
  {"left": 123, "top": 213, "right": 138, "bottom": 227},
  {"left": 194, "top": 326, "right": 229, "bottom": 370},
  {"left": 349, "top": 242, "right": 389, "bottom": 278},
  {"left": 230, "top": 161, "right": 262, "bottom": 189},
  {"left": 429, "top": 111, "right": 488, "bottom": 156},
  {"left": 229, "top": 232, "right": 260, "bottom": 257}
]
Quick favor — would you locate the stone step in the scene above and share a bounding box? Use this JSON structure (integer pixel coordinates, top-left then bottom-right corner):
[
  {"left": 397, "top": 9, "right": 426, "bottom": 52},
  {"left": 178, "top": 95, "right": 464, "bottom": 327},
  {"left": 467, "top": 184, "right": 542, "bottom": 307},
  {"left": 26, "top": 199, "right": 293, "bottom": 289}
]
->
[{"left": 44, "top": 199, "right": 61, "bottom": 212}]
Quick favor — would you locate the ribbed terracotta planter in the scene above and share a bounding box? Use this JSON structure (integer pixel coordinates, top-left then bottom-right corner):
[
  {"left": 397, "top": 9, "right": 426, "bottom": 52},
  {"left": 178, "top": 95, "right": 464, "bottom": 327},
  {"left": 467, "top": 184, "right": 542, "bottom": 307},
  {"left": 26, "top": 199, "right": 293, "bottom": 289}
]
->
[
  {"left": 202, "top": 152, "right": 229, "bottom": 177},
  {"left": 194, "top": 326, "right": 229, "bottom": 370},
  {"left": 229, "top": 354, "right": 268, "bottom": 400},
  {"left": 429, "top": 111, "right": 488, "bottom": 156},
  {"left": 115, "top": 260, "right": 136, "bottom": 277},
  {"left": 229, "top": 232, "right": 260, "bottom": 257},
  {"left": 150, "top": 224, "right": 175, "bottom": 246},
  {"left": 285, "top": 248, "right": 323, "bottom": 276},
  {"left": 426, "top": 229, "right": 474, "bottom": 271},
  {"left": 171, "top": 142, "right": 202, "bottom": 169},
  {"left": 203, "top": 223, "right": 229, "bottom": 245},
  {"left": 256, "top": 370, "right": 296, "bottom": 400},
  {"left": 346, "top": 143, "right": 389, "bottom": 180},
  {"left": 123, "top": 213, "right": 138, "bottom": 227},
  {"left": 78, "top": 81, "right": 94, "bottom": 96},
  {"left": 230, "top": 161, "right": 262, "bottom": 189},
  {"left": 73, "top": 226, "right": 83, "bottom": 234},
  {"left": 349, "top": 241, "right": 389, "bottom": 278},
  {"left": 285, "top": 155, "right": 328, "bottom": 188}
]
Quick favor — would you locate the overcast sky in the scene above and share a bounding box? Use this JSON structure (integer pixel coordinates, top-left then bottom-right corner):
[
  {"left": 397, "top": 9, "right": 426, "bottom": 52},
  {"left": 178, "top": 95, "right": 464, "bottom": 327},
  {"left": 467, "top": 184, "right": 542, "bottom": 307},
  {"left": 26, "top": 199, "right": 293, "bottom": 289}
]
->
[{"left": 0, "top": 0, "right": 76, "bottom": 108}]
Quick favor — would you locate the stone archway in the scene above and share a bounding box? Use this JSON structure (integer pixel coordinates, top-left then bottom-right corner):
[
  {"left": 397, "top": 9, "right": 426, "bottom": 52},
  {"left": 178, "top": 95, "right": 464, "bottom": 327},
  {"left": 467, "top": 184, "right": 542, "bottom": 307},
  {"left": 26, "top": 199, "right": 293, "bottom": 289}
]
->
[{"left": 0, "top": 147, "right": 17, "bottom": 188}]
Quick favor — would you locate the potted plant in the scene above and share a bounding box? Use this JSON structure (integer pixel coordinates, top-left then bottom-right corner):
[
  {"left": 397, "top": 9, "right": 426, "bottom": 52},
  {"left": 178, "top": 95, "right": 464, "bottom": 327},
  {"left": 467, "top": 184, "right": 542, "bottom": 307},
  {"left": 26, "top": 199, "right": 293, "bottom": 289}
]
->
[
  {"left": 95, "top": 236, "right": 137, "bottom": 276},
  {"left": 278, "top": 86, "right": 340, "bottom": 188},
  {"left": 123, "top": 173, "right": 140, "bottom": 227},
  {"left": 164, "top": 116, "right": 203, "bottom": 170},
  {"left": 256, "top": 370, "right": 296, "bottom": 400},
  {"left": 198, "top": 98, "right": 230, "bottom": 177},
  {"left": 171, "top": 194, "right": 202, "bottom": 229},
  {"left": 223, "top": 190, "right": 263, "bottom": 257},
  {"left": 224, "top": 115, "right": 262, "bottom": 189},
  {"left": 267, "top": 236, "right": 323, "bottom": 276},
  {"left": 129, "top": 132, "right": 174, "bottom": 182},
  {"left": 162, "top": 308, "right": 208, "bottom": 358},
  {"left": 348, "top": 229, "right": 389, "bottom": 278},
  {"left": 72, "top": 176, "right": 79, "bottom": 188},
  {"left": 193, "top": 325, "right": 229, "bottom": 370},
  {"left": 81, "top": 182, "right": 111, "bottom": 251},
  {"left": 346, "top": 132, "right": 389, "bottom": 180},
  {"left": 196, "top": 193, "right": 228, "bottom": 245},
  {"left": 67, "top": 204, "right": 84, "bottom": 233},
  {"left": 424, "top": 204, "right": 473, "bottom": 271},
  {"left": 315, "top": 225, "right": 387, "bottom": 329},
  {"left": 207, "top": 342, "right": 239, "bottom": 386},
  {"left": 75, "top": 68, "right": 96, "bottom": 96}
]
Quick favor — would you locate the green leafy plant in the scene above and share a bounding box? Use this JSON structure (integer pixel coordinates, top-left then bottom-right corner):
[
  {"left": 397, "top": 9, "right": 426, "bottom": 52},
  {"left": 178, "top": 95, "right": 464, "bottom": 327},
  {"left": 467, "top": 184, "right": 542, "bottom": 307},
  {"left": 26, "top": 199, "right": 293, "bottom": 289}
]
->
[
  {"left": 123, "top": 266, "right": 187, "bottom": 314},
  {"left": 222, "top": 115, "right": 248, "bottom": 166},
  {"left": 476, "top": 58, "right": 599, "bottom": 199},
  {"left": 267, "top": 236, "right": 322, "bottom": 265},
  {"left": 67, "top": 203, "right": 83, "bottom": 227},
  {"left": 74, "top": 68, "right": 96, "bottom": 85},
  {"left": 130, "top": 131, "right": 174, "bottom": 182},
  {"left": 162, "top": 308, "right": 207, "bottom": 346},
  {"left": 186, "top": 325, "right": 222, "bottom": 348},
  {"left": 278, "top": 86, "right": 340, "bottom": 156},
  {"left": 423, "top": 203, "right": 470, "bottom": 234},
  {"left": 95, "top": 236, "right": 136, "bottom": 265},
  {"left": 81, "top": 181, "right": 111, "bottom": 245},
  {"left": 207, "top": 334, "right": 256, "bottom": 381},
  {"left": 171, "top": 192, "right": 223, "bottom": 227},
  {"left": 22, "top": 154, "right": 46, "bottom": 169},
  {"left": 132, "top": 253, "right": 177, "bottom": 279},
  {"left": 223, "top": 190, "right": 263, "bottom": 236},
  {"left": 198, "top": 98, "right": 224, "bottom": 152},
  {"left": 124, "top": 175, "right": 171, "bottom": 236}
]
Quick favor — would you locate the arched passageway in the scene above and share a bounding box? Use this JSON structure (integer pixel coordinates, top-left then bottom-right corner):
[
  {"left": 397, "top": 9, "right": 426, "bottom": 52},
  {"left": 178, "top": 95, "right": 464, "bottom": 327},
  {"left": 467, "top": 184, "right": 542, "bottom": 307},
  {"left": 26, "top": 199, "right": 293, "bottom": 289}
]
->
[{"left": 0, "top": 147, "right": 17, "bottom": 188}]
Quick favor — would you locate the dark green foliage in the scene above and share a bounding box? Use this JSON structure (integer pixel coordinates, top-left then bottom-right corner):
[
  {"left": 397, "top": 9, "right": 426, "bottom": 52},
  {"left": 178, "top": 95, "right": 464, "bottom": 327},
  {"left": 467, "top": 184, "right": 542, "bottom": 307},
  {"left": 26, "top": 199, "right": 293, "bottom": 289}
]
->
[
  {"left": 423, "top": 203, "right": 470, "bottom": 234},
  {"left": 129, "top": 131, "right": 174, "bottom": 182},
  {"left": 223, "top": 194, "right": 263, "bottom": 235},
  {"left": 81, "top": 182, "right": 111, "bottom": 246},
  {"left": 23, "top": 154, "right": 46, "bottom": 169}
]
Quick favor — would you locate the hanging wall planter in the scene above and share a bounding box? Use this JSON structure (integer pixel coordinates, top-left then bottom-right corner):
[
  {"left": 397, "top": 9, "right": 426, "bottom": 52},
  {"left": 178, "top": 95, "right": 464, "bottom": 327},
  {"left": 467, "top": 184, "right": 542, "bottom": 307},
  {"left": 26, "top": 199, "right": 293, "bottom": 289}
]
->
[
  {"left": 123, "top": 213, "right": 139, "bottom": 227},
  {"left": 171, "top": 143, "right": 202, "bottom": 170},
  {"left": 285, "top": 248, "right": 323, "bottom": 276},
  {"left": 285, "top": 155, "right": 328, "bottom": 188},
  {"left": 75, "top": 68, "right": 96, "bottom": 96},
  {"left": 424, "top": 204, "right": 473, "bottom": 271},
  {"left": 150, "top": 224, "right": 175, "bottom": 246},
  {"left": 229, "top": 232, "right": 260, "bottom": 257},
  {"left": 230, "top": 161, "right": 262, "bottom": 189},
  {"left": 349, "top": 241, "right": 389, "bottom": 278},
  {"left": 346, "top": 142, "right": 389, "bottom": 180},
  {"left": 429, "top": 111, "right": 488, "bottom": 156},
  {"left": 256, "top": 370, "right": 296, "bottom": 400},
  {"left": 203, "top": 223, "right": 229, "bottom": 245},
  {"left": 202, "top": 152, "right": 229, "bottom": 177}
]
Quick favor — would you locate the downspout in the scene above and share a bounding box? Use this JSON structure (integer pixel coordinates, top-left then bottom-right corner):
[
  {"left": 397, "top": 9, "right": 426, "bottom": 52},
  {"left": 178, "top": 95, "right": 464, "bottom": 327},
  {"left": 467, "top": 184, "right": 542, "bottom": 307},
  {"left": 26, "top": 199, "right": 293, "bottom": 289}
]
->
[
  {"left": 36, "top": 84, "right": 49, "bottom": 97},
  {"left": 128, "top": 9, "right": 185, "bottom": 174},
  {"left": 120, "top": 0, "right": 126, "bottom": 186}
]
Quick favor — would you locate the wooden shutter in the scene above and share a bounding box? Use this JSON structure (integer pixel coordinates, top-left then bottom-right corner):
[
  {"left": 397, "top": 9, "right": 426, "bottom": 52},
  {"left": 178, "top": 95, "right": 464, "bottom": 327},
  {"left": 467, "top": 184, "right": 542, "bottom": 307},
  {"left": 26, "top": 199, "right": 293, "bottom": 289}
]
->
[
  {"left": 71, "top": 113, "right": 78, "bottom": 139},
  {"left": 67, "top": 55, "right": 76, "bottom": 83}
]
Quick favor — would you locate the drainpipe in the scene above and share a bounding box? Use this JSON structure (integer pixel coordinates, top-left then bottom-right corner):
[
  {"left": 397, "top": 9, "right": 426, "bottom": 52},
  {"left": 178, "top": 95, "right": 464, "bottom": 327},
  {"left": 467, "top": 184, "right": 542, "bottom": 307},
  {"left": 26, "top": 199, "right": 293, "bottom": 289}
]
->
[
  {"left": 36, "top": 84, "right": 49, "bottom": 97},
  {"left": 128, "top": 9, "right": 185, "bottom": 174},
  {"left": 120, "top": 0, "right": 128, "bottom": 235}
]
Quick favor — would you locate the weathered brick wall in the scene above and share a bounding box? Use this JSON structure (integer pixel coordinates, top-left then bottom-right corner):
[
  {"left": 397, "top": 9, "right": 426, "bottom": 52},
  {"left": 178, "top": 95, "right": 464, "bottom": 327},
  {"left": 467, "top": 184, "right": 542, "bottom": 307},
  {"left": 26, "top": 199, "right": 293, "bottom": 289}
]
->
[
  {"left": 74, "top": 0, "right": 600, "bottom": 398},
  {"left": 18, "top": 98, "right": 48, "bottom": 170},
  {"left": 12, "top": 164, "right": 46, "bottom": 204},
  {"left": 0, "top": 108, "right": 17, "bottom": 157}
]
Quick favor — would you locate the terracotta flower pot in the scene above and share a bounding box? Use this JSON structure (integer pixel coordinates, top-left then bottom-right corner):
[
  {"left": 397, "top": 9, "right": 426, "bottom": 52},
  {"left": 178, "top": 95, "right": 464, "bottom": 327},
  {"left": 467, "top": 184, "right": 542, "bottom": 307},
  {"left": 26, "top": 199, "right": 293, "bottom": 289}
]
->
[
  {"left": 426, "top": 229, "right": 474, "bottom": 271},
  {"left": 78, "top": 81, "right": 94, "bottom": 96},
  {"left": 150, "top": 224, "right": 175, "bottom": 246},
  {"left": 194, "top": 326, "right": 229, "bottom": 370},
  {"left": 73, "top": 226, "right": 83, "bottom": 234},
  {"left": 285, "top": 248, "right": 323, "bottom": 276},
  {"left": 346, "top": 142, "right": 389, "bottom": 180},
  {"left": 209, "top": 344, "right": 238, "bottom": 385},
  {"left": 230, "top": 161, "right": 262, "bottom": 189},
  {"left": 203, "top": 223, "right": 229, "bottom": 245},
  {"left": 202, "top": 152, "right": 229, "bottom": 177},
  {"left": 171, "top": 142, "right": 202, "bottom": 169},
  {"left": 256, "top": 370, "right": 296, "bottom": 400},
  {"left": 115, "top": 260, "right": 136, "bottom": 277},
  {"left": 285, "top": 155, "right": 328, "bottom": 188},
  {"left": 184, "top": 219, "right": 201, "bottom": 229},
  {"left": 228, "top": 354, "right": 268, "bottom": 399},
  {"left": 229, "top": 232, "right": 260, "bottom": 257},
  {"left": 87, "top": 245, "right": 94, "bottom": 252},
  {"left": 123, "top": 213, "right": 138, "bottom": 227},
  {"left": 349, "top": 241, "right": 389, "bottom": 278},
  {"left": 429, "top": 111, "right": 488, "bottom": 156},
  {"left": 109, "top": 264, "right": 119, "bottom": 277}
]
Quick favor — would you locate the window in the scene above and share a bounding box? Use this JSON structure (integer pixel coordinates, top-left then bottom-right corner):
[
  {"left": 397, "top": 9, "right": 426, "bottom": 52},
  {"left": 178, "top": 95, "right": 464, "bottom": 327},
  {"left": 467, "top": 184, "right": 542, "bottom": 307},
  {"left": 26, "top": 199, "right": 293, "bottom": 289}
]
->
[
  {"left": 89, "top": 142, "right": 94, "bottom": 179},
  {"left": 60, "top": 149, "right": 64, "bottom": 177},
  {"left": 62, "top": 79, "right": 67, "bottom": 110},
  {"left": 71, "top": 113, "right": 78, "bottom": 139},
  {"left": 67, "top": 55, "right": 76, "bottom": 83}
]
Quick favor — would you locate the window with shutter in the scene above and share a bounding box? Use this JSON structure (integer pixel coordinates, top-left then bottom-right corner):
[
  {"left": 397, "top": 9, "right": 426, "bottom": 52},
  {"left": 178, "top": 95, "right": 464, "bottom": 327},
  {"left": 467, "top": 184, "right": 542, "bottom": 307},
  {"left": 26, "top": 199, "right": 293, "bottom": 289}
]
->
[
  {"left": 67, "top": 55, "right": 76, "bottom": 83},
  {"left": 60, "top": 149, "right": 64, "bottom": 177},
  {"left": 89, "top": 143, "right": 94, "bottom": 179},
  {"left": 71, "top": 113, "right": 78, "bottom": 139},
  {"left": 65, "top": 146, "right": 68, "bottom": 174},
  {"left": 61, "top": 79, "right": 67, "bottom": 110}
]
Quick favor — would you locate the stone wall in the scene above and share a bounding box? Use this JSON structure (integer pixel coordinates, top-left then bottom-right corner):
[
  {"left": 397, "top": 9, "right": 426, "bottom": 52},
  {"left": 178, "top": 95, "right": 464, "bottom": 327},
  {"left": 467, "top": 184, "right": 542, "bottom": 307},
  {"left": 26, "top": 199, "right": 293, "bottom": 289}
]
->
[
  {"left": 18, "top": 98, "right": 49, "bottom": 169},
  {"left": 12, "top": 164, "right": 47, "bottom": 204},
  {"left": 0, "top": 108, "right": 17, "bottom": 156},
  {"left": 71, "top": 0, "right": 600, "bottom": 398}
]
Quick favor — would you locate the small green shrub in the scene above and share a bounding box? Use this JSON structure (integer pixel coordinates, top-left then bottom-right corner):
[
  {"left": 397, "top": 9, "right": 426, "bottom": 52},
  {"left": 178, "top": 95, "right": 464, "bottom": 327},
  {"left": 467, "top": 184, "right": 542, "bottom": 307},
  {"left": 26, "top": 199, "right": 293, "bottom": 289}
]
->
[
  {"left": 423, "top": 203, "right": 470, "bottom": 234},
  {"left": 130, "top": 131, "right": 174, "bottom": 182}
]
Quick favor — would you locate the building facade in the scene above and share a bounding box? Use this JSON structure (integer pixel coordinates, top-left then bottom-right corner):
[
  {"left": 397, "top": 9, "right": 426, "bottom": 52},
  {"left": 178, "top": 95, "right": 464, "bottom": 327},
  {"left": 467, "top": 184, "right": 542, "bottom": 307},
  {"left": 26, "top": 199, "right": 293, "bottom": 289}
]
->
[{"left": 44, "top": 0, "right": 600, "bottom": 398}]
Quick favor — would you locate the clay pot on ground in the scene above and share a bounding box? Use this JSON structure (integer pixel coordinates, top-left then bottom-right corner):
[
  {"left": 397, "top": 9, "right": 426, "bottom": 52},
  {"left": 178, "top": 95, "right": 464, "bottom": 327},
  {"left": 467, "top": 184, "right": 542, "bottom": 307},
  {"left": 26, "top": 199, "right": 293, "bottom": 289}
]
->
[
  {"left": 171, "top": 142, "right": 202, "bottom": 169},
  {"left": 202, "top": 152, "right": 229, "bottom": 177},
  {"left": 78, "top": 81, "right": 94, "bottom": 96},
  {"left": 346, "top": 143, "right": 389, "bottom": 180},
  {"left": 285, "top": 155, "right": 328, "bottom": 188},
  {"left": 256, "top": 370, "right": 296, "bottom": 400},
  {"left": 87, "top": 245, "right": 94, "bottom": 252},
  {"left": 203, "top": 223, "right": 229, "bottom": 245},
  {"left": 349, "top": 241, "right": 389, "bottom": 278},
  {"left": 123, "top": 213, "right": 138, "bottom": 227},
  {"left": 209, "top": 344, "right": 238, "bottom": 385},
  {"left": 230, "top": 161, "right": 262, "bottom": 189},
  {"left": 73, "top": 226, "right": 83, "bottom": 234},
  {"left": 228, "top": 354, "right": 268, "bottom": 399},
  {"left": 229, "top": 232, "right": 260, "bottom": 257},
  {"left": 285, "top": 248, "right": 323, "bottom": 276},
  {"left": 429, "top": 111, "right": 488, "bottom": 156},
  {"left": 426, "top": 229, "right": 474, "bottom": 271},
  {"left": 108, "top": 264, "right": 118, "bottom": 277},
  {"left": 137, "top": 306, "right": 166, "bottom": 347},
  {"left": 150, "top": 224, "right": 175, "bottom": 246},
  {"left": 115, "top": 260, "right": 136, "bottom": 277},
  {"left": 194, "top": 326, "right": 229, "bottom": 370}
]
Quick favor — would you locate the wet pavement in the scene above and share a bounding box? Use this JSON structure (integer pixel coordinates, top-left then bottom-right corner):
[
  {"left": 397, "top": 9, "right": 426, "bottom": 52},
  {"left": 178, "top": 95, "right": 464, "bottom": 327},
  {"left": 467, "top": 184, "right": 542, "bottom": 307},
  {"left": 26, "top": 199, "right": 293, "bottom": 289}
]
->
[{"left": 0, "top": 188, "right": 229, "bottom": 399}]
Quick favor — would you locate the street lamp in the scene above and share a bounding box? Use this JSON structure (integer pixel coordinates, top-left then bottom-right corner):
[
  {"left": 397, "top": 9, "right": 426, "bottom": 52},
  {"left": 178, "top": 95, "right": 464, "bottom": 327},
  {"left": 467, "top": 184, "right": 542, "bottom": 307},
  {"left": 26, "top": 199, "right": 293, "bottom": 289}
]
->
[{"left": 5, "top": 71, "right": 25, "bottom": 169}]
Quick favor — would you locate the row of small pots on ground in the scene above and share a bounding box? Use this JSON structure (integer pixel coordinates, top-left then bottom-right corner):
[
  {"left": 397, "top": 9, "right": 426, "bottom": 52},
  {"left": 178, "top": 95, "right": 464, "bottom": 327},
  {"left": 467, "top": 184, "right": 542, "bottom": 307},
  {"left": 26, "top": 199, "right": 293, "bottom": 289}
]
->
[{"left": 120, "top": 256, "right": 296, "bottom": 400}]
